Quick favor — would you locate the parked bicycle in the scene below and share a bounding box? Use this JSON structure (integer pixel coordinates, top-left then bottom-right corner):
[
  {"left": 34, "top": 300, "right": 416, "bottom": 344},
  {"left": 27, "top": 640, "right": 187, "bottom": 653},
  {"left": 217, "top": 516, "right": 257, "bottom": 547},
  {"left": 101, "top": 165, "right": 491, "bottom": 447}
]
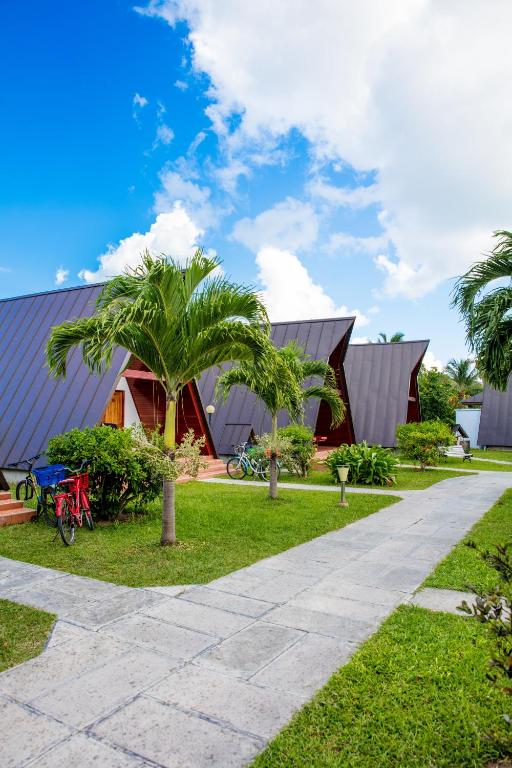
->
[
  {"left": 6, "top": 455, "right": 66, "bottom": 527},
  {"left": 226, "top": 442, "right": 281, "bottom": 481},
  {"left": 54, "top": 461, "right": 94, "bottom": 546}
]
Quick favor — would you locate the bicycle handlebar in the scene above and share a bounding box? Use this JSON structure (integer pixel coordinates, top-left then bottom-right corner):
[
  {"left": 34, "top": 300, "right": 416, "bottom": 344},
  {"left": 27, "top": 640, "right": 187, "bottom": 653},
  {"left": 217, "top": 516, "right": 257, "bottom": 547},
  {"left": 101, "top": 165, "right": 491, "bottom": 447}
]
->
[
  {"left": 6, "top": 454, "right": 41, "bottom": 468},
  {"left": 64, "top": 460, "right": 91, "bottom": 475}
]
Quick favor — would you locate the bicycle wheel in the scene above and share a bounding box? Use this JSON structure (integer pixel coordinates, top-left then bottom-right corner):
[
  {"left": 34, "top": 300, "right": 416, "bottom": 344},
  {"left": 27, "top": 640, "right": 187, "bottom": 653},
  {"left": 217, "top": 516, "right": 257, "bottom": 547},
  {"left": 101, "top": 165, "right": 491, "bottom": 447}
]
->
[
  {"left": 226, "top": 457, "right": 246, "bottom": 480},
  {"left": 259, "top": 458, "right": 281, "bottom": 483},
  {"left": 84, "top": 506, "right": 94, "bottom": 531},
  {"left": 57, "top": 498, "right": 75, "bottom": 546},
  {"left": 40, "top": 487, "right": 58, "bottom": 528},
  {"left": 16, "top": 479, "right": 33, "bottom": 502}
]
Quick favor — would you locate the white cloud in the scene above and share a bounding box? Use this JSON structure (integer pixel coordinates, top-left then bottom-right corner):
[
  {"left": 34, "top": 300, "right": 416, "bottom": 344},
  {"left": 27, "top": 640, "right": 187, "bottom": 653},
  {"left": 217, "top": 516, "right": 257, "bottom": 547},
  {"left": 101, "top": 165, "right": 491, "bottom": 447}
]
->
[
  {"left": 143, "top": 0, "right": 512, "bottom": 298},
  {"left": 423, "top": 350, "right": 444, "bottom": 371},
  {"left": 351, "top": 336, "right": 370, "bottom": 344},
  {"left": 153, "top": 169, "right": 216, "bottom": 228},
  {"left": 308, "top": 178, "right": 380, "bottom": 209},
  {"left": 232, "top": 197, "right": 318, "bottom": 253},
  {"left": 133, "top": 92, "right": 148, "bottom": 108},
  {"left": 326, "top": 232, "right": 389, "bottom": 257},
  {"left": 175, "top": 79, "right": 188, "bottom": 91},
  {"left": 154, "top": 123, "right": 175, "bottom": 146},
  {"left": 79, "top": 203, "right": 206, "bottom": 283},
  {"left": 54, "top": 267, "right": 69, "bottom": 286},
  {"left": 256, "top": 246, "right": 369, "bottom": 326}
]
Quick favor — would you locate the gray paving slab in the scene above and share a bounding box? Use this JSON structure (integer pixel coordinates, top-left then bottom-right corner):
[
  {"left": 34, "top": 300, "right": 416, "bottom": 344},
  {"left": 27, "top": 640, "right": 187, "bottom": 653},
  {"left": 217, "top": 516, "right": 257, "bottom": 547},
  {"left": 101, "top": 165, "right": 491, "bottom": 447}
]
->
[
  {"left": 410, "top": 587, "right": 475, "bottom": 615},
  {"left": 197, "top": 621, "right": 304, "bottom": 678},
  {"left": 93, "top": 694, "right": 262, "bottom": 767},
  {"left": 202, "top": 477, "right": 411, "bottom": 496},
  {"left": 147, "top": 665, "right": 306, "bottom": 740},
  {"left": 28, "top": 732, "right": 147, "bottom": 767},
  {"left": 0, "top": 696, "right": 72, "bottom": 768},
  {"left": 0, "top": 469, "right": 510, "bottom": 767}
]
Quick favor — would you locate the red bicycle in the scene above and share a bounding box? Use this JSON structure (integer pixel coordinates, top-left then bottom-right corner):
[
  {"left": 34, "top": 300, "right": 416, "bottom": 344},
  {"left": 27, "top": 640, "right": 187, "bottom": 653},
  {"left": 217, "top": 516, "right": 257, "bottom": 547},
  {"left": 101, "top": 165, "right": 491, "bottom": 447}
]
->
[{"left": 54, "top": 461, "right": 94, "bottom": 545}]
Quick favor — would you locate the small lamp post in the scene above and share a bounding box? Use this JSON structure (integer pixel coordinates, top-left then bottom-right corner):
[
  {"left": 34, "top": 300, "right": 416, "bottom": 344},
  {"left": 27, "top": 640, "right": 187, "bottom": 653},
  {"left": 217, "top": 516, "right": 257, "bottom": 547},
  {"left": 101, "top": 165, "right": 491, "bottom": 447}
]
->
[
  {"left": 337, "top": 465, "right": 349, "bottom": 507},
  {"left": 206, "top": 404, "right": 215, "bottom": 426}
]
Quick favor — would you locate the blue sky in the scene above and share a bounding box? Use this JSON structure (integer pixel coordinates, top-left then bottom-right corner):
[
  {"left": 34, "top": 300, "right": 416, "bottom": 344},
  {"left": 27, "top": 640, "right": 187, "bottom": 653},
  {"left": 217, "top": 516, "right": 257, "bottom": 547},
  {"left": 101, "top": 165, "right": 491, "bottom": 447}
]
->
[{"left": 1, "top": 1, "right": 508, "bottom": 367}]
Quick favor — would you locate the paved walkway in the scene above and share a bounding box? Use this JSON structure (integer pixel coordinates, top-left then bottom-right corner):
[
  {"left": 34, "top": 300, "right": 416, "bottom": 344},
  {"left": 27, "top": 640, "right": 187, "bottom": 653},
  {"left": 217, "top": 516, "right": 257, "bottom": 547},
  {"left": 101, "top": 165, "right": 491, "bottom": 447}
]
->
[
  {"left": 0, "top": 470, "right": 510, "bottom": 767},
  {"left": 203, "top": 476, "right": 416, "bottom": 496}
]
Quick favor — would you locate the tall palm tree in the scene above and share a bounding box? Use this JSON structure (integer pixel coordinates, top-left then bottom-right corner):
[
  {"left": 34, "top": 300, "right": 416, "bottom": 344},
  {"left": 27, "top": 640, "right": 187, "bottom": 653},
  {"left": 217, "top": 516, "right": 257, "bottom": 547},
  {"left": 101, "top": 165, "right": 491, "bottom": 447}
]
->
[
  {"left": 444, "top": 358, "right": 481, "bottom": 404},
  {"left": 47, "top": 251, "right": 269, "bottom": 545},
  {"left": 452, "top": 230, "right": 512, "bottom": 390},
  {"left": 377, "top": 331, "right": 405, "bottom": 343},
  {"left": 217, "top": 341, "right": 345, "bottom": 499}
]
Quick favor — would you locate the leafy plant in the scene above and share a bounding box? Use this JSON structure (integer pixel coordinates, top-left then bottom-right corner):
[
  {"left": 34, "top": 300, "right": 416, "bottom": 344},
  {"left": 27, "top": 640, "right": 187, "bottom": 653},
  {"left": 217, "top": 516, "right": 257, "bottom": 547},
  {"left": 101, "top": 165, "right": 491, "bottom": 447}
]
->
[
  {"left": 418, "top": 367, "right": 456, "bottom": 425},
  {"left": 277, "top": 425, "right": 316, "bottom": 477},
  {"left": 46, "top": 425, "right": 206, "bottom": 520},
  {"left": 325, "top": 442, "right": 397, "bottom": 486},
  {"left": 396, "top": 420, "right": 455, "bottom": 470}
]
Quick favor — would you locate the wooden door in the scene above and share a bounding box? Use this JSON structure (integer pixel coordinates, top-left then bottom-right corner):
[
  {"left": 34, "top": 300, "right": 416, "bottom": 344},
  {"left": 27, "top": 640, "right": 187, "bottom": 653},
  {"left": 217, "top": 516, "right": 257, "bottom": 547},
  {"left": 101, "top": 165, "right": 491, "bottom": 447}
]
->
[{"left": 102, "top": 390, "right": 125, "bottom": 428}]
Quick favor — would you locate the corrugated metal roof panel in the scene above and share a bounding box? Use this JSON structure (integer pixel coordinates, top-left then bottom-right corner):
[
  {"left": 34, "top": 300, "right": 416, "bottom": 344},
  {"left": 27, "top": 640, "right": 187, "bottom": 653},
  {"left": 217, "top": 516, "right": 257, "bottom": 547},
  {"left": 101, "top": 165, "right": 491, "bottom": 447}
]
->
[
  {"left": 344, "top": 340, "right": 429, "bottom": 447},
  {"left": 478, "top": 381, "right": 512, "bottom": 446},
  {"left": 198, "top": 317, "right": 355, "bottom": 455},
  {"left": 0, "top": 285, "right": 127, "bottom": 467}
]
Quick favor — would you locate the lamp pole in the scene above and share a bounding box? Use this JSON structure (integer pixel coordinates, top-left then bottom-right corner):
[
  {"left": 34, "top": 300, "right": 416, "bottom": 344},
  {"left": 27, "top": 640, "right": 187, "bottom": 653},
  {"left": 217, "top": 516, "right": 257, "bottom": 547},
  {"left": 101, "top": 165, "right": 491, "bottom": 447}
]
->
[
  {"left": 206, "top": 404, "right": 215, "bottom": 427},
  {"left": 337, "top": 465, "right": 349, "bottom": 507}
]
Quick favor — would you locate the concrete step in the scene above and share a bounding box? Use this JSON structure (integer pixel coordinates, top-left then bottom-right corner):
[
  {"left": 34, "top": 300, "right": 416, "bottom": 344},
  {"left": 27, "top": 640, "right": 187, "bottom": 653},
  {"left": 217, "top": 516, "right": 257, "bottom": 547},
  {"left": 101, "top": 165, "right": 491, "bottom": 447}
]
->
[
  {"left": 0, "top": 508, "right": 36, "bottom": 526},
  {"left": 0, "top": 490, "right": 11, "bottom": 501},
  {"left": 0, "top": 498, "right": 24, "bottom": 511}
]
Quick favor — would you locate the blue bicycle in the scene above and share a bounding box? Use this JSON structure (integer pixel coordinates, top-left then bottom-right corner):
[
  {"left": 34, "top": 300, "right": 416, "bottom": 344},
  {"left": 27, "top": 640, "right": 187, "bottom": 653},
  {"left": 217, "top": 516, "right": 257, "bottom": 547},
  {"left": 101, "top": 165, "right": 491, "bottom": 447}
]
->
[{"left": 226, "top": 442, "right": 281, "bottom": 481}]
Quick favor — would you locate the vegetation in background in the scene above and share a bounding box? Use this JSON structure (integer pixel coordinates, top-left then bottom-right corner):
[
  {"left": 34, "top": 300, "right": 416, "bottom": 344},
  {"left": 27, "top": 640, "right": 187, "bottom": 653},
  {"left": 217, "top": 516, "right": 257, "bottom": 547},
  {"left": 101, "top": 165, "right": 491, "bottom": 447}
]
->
[
  {"left": 376, "top": 331, "right": 405, "bottom": 343},
  {"left": 425, "top": 489, "right": 512, "bottom": 593},
  {"left": 453, "top": 230, "right": 512, "bottom": 391},
  {"left": 0, "top": 600, "right": 55, "bottom": 672},
  {"left": 418, "top": 367, "right": 456, "bottom": 425},
  {"left": 445, "top": 357, "right": 482, "bottom": 406},
  {"left": 262, "top": 465, "right": 472, "bottom": 490},
  {"left": 253, "top": 606, "right": 511, "bottom": 768},
  {"left": 217, "top": 341, "right": 345, "bottom": 499},
  {"left": 277, "top": 425, "right": 316, "bottom": 477},
  {"left": 325, "top": 442, "right": 397, "bottom": 486},
  {"left": 396, "top": 419, "right": 454, "bottom": 469},
  {"left": 46, "top": 251, "right": 269, "bottom": 545},
  {"left": 0, "top": 483, "right": 397, "bottom": 586}
]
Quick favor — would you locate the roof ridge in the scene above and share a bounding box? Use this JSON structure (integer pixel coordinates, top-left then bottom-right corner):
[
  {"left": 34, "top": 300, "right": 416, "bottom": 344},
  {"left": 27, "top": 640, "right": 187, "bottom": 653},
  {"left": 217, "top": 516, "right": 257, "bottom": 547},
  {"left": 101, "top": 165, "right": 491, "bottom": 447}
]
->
[
  {"left": 0, "top": 282, "right": 105, "bottom": 304},
  {"left": 270, "top": 316, "right": 356, "bottom": 325}
]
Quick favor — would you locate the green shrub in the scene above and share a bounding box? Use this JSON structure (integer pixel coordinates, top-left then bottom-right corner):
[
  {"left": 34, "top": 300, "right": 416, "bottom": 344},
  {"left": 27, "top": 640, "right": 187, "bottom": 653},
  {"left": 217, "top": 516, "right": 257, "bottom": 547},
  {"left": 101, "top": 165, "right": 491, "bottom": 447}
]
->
[
  {"left": 325, "top": 442, "right": 397, "bottom": 486},
  {"left": 46, "top": 425, "right": 163, "bottom": 520},
  {"left": 277, "top": 425, "right": 316, "bottom": 477},
  {"left": 396, "top": 420, "right": 455, "bottom": 469}
]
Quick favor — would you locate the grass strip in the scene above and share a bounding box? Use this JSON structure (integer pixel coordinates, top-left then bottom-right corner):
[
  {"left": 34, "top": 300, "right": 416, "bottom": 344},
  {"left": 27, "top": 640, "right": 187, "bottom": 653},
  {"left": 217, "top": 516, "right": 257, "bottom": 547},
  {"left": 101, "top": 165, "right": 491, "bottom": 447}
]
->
[
  {"left": 0, "top": 599, "right": 55, "bottom": 672},
  {"left": 253, "top": 606, "right": 511, "bottom": 768},
  {"left": 0, "top": 482, "right": 397, "bottom": 587},
  {"left": 424, "top": 488, "right": 512, "bottom": 592}
]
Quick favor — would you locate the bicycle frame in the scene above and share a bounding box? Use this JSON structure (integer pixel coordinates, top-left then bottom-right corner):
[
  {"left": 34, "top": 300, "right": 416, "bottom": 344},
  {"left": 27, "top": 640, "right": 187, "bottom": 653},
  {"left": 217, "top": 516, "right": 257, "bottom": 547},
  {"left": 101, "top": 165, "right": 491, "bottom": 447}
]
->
[{"left": 55, "top": 471, "right": 90, "bottom": 526}]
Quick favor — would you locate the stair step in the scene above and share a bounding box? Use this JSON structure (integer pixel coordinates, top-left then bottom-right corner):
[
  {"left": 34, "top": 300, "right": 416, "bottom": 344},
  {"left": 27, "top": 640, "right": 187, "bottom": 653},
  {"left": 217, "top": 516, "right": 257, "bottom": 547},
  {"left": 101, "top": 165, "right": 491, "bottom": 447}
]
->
[
  {"left": 0, "top": 508, "right": 35, "bottom": 526},
  {"left": 0, "top": 498, "right": 24, "bottom": 511},
  {"left": 0, "top": 491, "right": 11, "bottom": 501}
]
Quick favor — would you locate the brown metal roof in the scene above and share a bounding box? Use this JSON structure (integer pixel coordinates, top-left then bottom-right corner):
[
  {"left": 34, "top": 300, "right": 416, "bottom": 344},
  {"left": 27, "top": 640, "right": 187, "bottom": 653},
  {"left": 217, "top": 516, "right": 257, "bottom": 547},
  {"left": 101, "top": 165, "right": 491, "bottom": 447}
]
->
[
  {"left": 198, "top": 317, "right": 355, "bottom": 454},
  {"left": 478, "top": 381, "right": 512, "bottom": 446},
  {"left": 0, "top": 284, "right": 128, "bottom": 467},
  {"left": 344, "top": 340, "right": 429, "bottom": 447}
]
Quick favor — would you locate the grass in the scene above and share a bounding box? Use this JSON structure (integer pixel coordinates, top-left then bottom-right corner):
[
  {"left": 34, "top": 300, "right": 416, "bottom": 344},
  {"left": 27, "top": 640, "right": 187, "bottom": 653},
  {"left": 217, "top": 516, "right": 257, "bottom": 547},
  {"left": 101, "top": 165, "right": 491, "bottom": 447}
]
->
[
  {"left": 253, "top": 606, "right": 511, "bottom": 768},
  {"left": 0, "top": 599, "right": 55, "bottom": 672},
  {"left": 424, "top": 488, "right": 512, "bottom": 593},
  {"left": 224, "top": 466, "right": 471, "bottom": 490},
  {"left": 473, "top": 448, "right": 512, "bottom": 463},
  {"left": 0, "top": 482, "right": 398, "bottom": 587},
  {"left": 399, "top": 455, "right": 512, "bottom": 472}
]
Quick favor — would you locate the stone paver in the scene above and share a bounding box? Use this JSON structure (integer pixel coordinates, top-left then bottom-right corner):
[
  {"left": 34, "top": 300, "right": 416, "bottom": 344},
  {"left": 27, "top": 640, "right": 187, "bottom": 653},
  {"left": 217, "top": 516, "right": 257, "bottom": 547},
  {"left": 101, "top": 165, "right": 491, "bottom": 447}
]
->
[
  {"left": 0, "top": 469, "right": 509, "bottom": 767},
  {"left": 409, "top": 587, "right": 475, "bottom": 615}
]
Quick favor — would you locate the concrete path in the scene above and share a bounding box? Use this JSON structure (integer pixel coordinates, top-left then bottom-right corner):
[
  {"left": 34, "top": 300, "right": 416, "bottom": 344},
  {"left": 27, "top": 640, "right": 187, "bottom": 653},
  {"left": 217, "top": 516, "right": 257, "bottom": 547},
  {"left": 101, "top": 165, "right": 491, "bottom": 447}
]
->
[
  {"left": 202, "top": 476, "right": 416, "bottom": 496},
  {"left": 409, "top": 587, "right": 475, "bottom": 615},
  {"left": 0, "top": 470, "right": 510, "bottom": 767}
]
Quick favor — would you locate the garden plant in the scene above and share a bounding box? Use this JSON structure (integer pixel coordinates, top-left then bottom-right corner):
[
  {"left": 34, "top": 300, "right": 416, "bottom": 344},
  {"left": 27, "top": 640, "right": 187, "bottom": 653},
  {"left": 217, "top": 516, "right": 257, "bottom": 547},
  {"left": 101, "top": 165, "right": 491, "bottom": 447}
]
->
[
  {"left": 325, "top": 442, "right": 397, "bottom": 486},
  {"left": 396, "top": 420, "right": 454, "bottom": 470}
]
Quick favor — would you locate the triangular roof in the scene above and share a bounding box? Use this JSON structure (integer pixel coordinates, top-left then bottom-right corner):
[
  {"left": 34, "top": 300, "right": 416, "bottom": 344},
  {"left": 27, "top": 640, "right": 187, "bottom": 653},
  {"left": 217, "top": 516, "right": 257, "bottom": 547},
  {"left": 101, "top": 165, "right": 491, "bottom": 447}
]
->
[
  {"left": 478, "top": 380, "right": 512, "bottom": 446},
  {"left": 344, "top": 340, "right": 429, "bottom": 447},
  {"left": 198, "top": 317, "right": 355, "bottom": 455},
  {"left": 0, "top": 284, "right": 127, "bottom": 467}
]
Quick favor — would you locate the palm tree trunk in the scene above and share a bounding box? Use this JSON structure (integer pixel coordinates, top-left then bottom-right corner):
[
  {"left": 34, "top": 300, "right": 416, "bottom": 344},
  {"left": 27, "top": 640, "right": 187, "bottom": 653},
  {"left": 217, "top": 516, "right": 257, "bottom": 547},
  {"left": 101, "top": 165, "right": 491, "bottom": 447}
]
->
[
  {"left": 269, "top": 413, "right": 278, "bottom": 500},
  {"left": 162, "top": 395, "right": 177, "bottom": 545}
]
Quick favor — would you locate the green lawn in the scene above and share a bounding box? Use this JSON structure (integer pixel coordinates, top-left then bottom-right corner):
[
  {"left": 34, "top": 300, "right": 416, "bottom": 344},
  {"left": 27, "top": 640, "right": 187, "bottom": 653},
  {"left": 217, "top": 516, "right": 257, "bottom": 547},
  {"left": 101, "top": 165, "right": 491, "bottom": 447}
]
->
[
  {"left": 424, "top": 488, "right": 512, "bottom": 593},
  {"left": 0, "top": 482, "right": 398, "bottom": 587},
  {"left": 253, "top": 606, "right": 511, "bottom": 768},
  {"left": 0, "top": 599, "right": 55, "bottom": 672},
  {"left": 225, "top": 466, "right": 471, "bottom": 490},
  {"left": 473, "top": 448, "right": 512, "bottom": 463},
  {"left": 399, "top": 455, "right": 512, "bottom": 472}
]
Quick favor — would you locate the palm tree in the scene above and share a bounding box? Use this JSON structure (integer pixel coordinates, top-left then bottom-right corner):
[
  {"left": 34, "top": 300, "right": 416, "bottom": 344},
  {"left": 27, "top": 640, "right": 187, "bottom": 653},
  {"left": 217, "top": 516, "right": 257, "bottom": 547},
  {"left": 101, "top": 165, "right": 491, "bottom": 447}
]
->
[
  {"left": 452, "top": 230, "right": 512, "bottom": 390},
  {"left": 47, "top": 250, "right": 269, "bottom": 545},
  {"left": 217, "top": 341, "right": 345, "bottom": 499},
  {"left": 444, "top": 358, "right": 481, "bottom": 404},
  {"left": 377, "top": 331, "right": 405, "bottom": 343}
]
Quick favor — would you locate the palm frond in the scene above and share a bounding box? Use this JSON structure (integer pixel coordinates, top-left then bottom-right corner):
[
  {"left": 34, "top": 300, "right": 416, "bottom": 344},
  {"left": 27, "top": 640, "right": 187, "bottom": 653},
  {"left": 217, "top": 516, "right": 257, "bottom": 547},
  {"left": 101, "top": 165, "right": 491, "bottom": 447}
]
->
[{"left": 302, "top": 384, "right": 346, "bottom": 427}]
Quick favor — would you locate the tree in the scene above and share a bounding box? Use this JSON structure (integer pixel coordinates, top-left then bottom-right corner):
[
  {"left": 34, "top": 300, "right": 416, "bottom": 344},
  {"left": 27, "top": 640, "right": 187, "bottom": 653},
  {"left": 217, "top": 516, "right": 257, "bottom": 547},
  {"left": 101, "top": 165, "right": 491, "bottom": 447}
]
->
[
  {"left": 377, "top": 332, "right": 405, "bottom": 343},
  {"left": 444, "top": 358, "right": 481, "bottom": 405},
  {"left": 396, "top": 421, "right": 454, "bottom": 470},
  {"left": 418, "top": 367, "right": 456, "bottom": 426},
  {"left": 452, "top": 230, "right": 512, "bottom": 390},
  {"left": 46, "top": 251, "right": 269, "bottom": 545},
  {"left": 217, "top": 341, "right": 345, "bottom": 499}
]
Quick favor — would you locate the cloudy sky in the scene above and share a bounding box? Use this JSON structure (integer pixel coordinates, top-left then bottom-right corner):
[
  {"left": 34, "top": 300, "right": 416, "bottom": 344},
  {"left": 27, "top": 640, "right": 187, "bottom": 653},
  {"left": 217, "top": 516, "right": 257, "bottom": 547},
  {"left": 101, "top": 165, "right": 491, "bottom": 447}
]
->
[{"left": 1, "top": 0, "right": 509, "bottom": 368}]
